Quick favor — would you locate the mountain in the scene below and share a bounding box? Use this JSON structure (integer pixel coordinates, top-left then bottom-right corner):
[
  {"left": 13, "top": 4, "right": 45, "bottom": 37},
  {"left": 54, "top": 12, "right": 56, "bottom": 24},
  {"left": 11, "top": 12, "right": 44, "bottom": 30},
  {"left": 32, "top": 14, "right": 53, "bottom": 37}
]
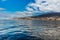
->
[{"left": 31, "top": 12, "right": 60, "bottom": 18}]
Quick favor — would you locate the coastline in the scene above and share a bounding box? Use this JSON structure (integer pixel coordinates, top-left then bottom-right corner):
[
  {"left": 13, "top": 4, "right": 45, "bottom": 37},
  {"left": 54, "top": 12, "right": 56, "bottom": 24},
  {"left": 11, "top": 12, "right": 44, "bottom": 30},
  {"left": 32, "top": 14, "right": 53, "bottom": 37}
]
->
[{"left": 12, "top": 17, "right": 60, "bottom": 21}]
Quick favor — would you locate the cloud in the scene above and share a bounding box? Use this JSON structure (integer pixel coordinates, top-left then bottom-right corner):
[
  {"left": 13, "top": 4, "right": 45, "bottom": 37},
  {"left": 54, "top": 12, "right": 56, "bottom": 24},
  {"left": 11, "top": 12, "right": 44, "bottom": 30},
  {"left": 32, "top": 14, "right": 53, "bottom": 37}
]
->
[
  {"left": 0, "top": 11, "right": 12, "bottom": 19},
  {"left": 13, "top": 11, "right": 27, "bottom": 18},
  {"left": 26, "top": 7, "right": 34, "bottom": 12},
  {"left": 0, "top": 11, "right": 34, "bottom": 19},
  {"left": 26, "top": 0, "right": 60, "bottom": 12},
  {"left": 35, "top": 0, "right": 42, "bottom": 4},
  {"left": 12, "top": 11, "right": 33, "bottom": 18},
  {"left": 0, "top": 8, "right": 6, "bottom": 11}
]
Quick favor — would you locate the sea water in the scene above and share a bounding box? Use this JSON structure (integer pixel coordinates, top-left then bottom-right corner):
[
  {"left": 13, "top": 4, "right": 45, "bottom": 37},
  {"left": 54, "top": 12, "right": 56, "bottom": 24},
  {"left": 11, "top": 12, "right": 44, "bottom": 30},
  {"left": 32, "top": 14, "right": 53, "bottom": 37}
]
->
[{"left": 0, "top": 20, "right": 59, "bottom": 40}]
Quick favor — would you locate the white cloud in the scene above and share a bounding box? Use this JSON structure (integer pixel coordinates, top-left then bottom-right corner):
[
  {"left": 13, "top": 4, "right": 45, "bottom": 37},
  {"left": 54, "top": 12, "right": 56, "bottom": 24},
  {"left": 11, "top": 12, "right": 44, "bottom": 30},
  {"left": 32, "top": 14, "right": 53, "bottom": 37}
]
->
[
  {"left": 35, "top": 0, "right": 42, "bottom": 4},
  {"left": 43, "top": 0, "right": 60, "bottom": 12},
  {"left": 13, "top": 11, "right": 27, "bottom": 17},
  {"left": 0, "top": 11, "right": 33, "bottom": 19},
  {"left": 26, "top": 7, "right": 34, "bottom": 12},
  {"left": 12, "top": 11, "right": 33, "bottom": 18},
  {"left": 0, "top": 11, "right": 12, "bottom": 19},
  {"left": 0, "top": 8, "right": 6, "bottom": 11},
  {"left": 26, "top": 0, "right": 60, "bottom": 12}
]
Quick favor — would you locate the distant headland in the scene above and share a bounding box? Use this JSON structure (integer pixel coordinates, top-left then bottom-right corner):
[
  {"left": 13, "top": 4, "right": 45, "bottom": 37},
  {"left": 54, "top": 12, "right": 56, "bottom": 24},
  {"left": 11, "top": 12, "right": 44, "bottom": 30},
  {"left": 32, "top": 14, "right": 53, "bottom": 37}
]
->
[{"left": 13, "top": 12, "right": 60, "bottom": 20}]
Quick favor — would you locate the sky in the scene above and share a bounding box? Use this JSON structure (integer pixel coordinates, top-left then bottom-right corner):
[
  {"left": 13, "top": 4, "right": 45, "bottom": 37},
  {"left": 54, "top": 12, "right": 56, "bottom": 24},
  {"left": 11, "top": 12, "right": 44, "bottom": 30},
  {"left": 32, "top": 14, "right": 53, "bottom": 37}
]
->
[
  {"left": 0, "top": 0, "right": 35, "bottom": 12},
  {"left": 0, "top": 0, "right": 60, "bottom": 19}
]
